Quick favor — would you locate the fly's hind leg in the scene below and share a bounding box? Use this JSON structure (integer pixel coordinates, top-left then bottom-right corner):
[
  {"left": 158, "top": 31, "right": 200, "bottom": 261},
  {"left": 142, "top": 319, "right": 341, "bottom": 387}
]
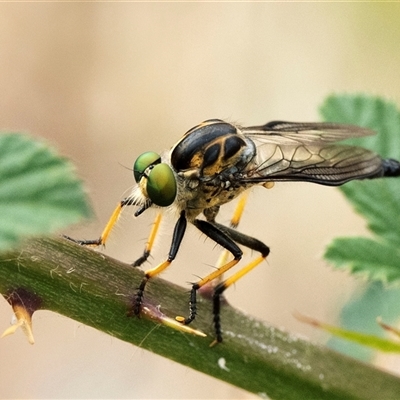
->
[
  {"left": 175, "top": 193, "right": 249, "bottom": 328},
  {"left": 210, "top": 223, "right": 270, "bottom": 344},
  {"left": 176, "top": 203, "right": 269, "bottom": 344},
  {"left": 213, "top": 192, "right": 249, "bottom": 277},
  {"left": 176, "top": 220, "right": 244, "bottom": 328}
]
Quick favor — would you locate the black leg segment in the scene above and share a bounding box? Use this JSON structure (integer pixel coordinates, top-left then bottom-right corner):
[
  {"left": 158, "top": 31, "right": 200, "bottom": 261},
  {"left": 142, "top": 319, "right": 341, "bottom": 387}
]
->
[{"left": 133, "top": 210, "right": 187, "bottom": 316}]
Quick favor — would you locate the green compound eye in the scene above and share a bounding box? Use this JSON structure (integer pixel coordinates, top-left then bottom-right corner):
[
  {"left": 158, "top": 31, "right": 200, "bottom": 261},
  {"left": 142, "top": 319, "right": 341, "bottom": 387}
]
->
[
  {"left": 146, "top": 163, "right": 177, "bottom": 207},
  {"left": 133, "top": 151, "right": 161, "bottom": 183}
]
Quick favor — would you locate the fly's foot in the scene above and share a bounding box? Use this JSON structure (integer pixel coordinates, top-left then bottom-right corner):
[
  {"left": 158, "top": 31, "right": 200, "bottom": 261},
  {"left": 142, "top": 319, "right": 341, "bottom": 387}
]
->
[
  {"left": 62, "top": 235, "right": 102, "bottom": 246},
  {"left": 128, "top": 279, "right": 206, "bottom": 338},
  {"left": 132, "top": 250, "right": 150, "bottom": 267},
  {"left": 128, "top": 277, "right": 148, "bottom": 317},
  {"left": 175, "top": 284, "right": 198, "bottom": 325},
  {"left": 211, "top": 283, "right": 224, "bottom": 345}
]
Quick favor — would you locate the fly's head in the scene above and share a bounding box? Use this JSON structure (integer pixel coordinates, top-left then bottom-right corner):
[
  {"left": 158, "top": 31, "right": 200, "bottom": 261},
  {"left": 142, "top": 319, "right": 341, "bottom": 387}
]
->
[{"left": 132, "top": 151, "right": 177, "bottom": 209}]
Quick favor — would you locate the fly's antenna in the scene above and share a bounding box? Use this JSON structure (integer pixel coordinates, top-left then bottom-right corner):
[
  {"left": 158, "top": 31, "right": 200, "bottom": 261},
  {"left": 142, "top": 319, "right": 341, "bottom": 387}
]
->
[{"left": 382, "top": 159, "right": 400, "bottom": 177}]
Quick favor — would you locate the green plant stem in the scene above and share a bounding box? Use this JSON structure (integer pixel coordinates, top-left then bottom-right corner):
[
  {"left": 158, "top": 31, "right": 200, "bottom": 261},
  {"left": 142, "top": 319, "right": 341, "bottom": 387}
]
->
[{"left": 1, "top": 237, "right": 399, "bottom": 399}]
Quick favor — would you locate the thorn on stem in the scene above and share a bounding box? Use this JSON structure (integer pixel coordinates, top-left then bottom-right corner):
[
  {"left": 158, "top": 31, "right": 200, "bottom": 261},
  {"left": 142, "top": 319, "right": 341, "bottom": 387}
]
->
[{"left": 1, "top": 288, "right": 42, "bottom": 344}]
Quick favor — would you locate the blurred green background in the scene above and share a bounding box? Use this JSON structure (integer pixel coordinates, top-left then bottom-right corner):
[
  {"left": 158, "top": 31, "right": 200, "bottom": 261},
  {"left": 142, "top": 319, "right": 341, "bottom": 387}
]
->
[{"left": 1, "top": 3, "right": 400, "bottom": 399}]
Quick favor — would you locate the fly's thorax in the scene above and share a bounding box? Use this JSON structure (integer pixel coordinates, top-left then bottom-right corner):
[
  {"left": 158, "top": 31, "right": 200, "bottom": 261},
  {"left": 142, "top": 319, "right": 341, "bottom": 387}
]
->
[
  {"left": 168, "top": 120, "right": 257, "bottom": 212},
  {"left": 170, "top": 120, "right": 256, "bottom": 175}
]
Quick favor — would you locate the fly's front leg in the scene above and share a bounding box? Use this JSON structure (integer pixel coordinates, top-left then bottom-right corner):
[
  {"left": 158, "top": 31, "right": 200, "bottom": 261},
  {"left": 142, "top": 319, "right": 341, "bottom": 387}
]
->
[
  {"left": 132, "top": 210, "right": 187, "bottom": 316},
  {"left": 64, "top": 196, "right": 159, "bottom": 267},
  {"left": 64, "top": 198, "right": 134, "bottom": 246},
  {"left": 132, "top": 213, "right": 162, "bottom": 267}
]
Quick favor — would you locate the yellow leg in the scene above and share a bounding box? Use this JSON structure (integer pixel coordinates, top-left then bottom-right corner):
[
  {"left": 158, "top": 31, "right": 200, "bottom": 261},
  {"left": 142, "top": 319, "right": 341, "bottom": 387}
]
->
[
  {"left": 133, "top": 212, "right": 162, "bottom": 267},
  {"left": 73, "top": 199, "right": 162, "bottom": 268},
  {"left": 230, "top": 191, "right": 249, "bottom": 228},
  {"left": 214, "top": 192, "right": 249, "bottom": 279},
  {"left": 99, "top": 202, "right": 124, "bottom": 245},
  {"left": 213, "top": 191, "right": 264, "bottom": 292},
  {"left": 144, "top": 260, "right": 171, "bottom": 278},
  {"left": 221, "top": 255, "right": 266, "bottom": 290},
  {"left": 65, "top": 201, "right": 126, "bottom": 247},
  {"left": 196, "top": 258, "right": 239, "bottom": 289},
  {"left": 146, "top": 213, "right": 162, "bottom": 253}
]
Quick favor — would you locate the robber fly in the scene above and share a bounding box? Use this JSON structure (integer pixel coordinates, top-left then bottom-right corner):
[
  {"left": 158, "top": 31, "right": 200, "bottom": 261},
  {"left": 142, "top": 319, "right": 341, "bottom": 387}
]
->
[{"left": 69, "top": 119, "right": 400, "bottom": 343}]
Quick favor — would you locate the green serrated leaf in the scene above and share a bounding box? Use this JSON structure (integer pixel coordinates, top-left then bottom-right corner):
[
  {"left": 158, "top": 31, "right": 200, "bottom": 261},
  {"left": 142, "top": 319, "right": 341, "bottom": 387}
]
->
[
  {"left": 0, "top": 133, "right": 92, "bottom": 251},
  {"left": 320, "top": 94, "right": 400, "bottom": 284},
  {"left": 321, "top": 94, "right": 400, "bottom": 361},
  {"left": 340, "top": 180, "right": 400, "bottom": 247},
  {"left": 320, "top": 94, "right": 400, "bottom": 158},
  {"left": 325, "top": 237, "right": 400, "bottom": 284}
]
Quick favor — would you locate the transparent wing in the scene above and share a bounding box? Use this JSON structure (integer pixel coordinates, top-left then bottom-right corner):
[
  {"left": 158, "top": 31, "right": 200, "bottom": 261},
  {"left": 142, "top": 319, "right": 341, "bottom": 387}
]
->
[
  {"left": 239, "top": 121, "right": 384, "bottom": 186},
  {"left": 242, "top": 120, "right": 375, "bottom": 145}
]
